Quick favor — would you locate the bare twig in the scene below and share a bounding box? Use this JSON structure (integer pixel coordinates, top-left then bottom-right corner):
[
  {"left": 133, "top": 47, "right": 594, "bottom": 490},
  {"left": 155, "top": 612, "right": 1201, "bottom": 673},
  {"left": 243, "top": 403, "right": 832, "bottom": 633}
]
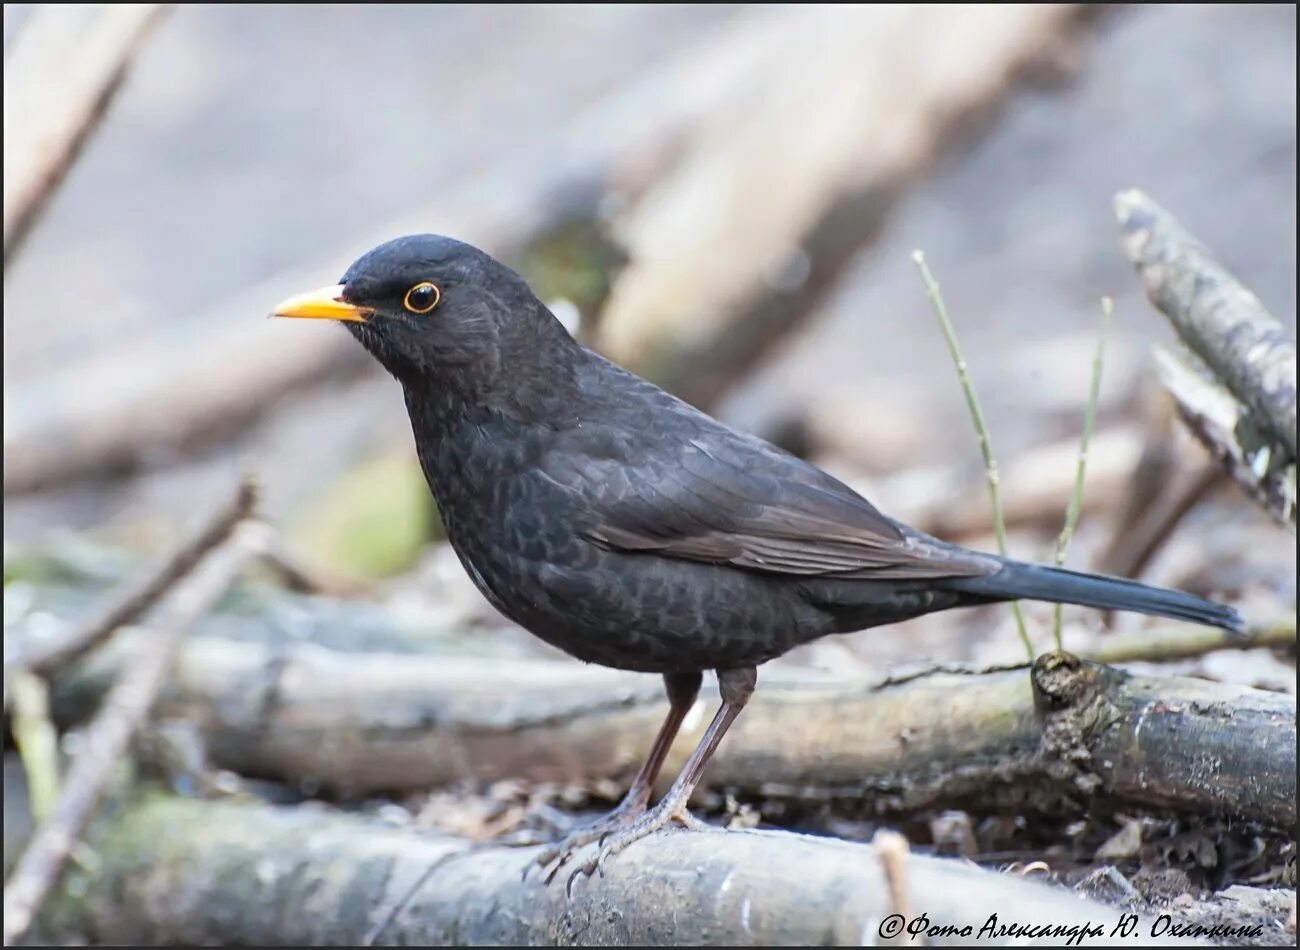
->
[
  {"left": 1099, "top": 385, "right": 1179, "bottom": 572},
  {"left": 912, "top": 250, "right": 1032, "bottom": 660},
  {"left": 258, "top": 536, "right": 377, "bottom": 599},
  {"left": 1100, "top": 461, "right": 1223, "bottom": 580},
  {"left": 3, "top": 4, "right": 169, "bottom": 261},
  {"left": 1083, "top": 615, "right": 1295, "bottom": 665},
  {"left": 3, "top": 8, "right": 1100, "bottom": 496},
  {"left": 1115, "top": 188, "right": 1296, "bottom": 461},
  {"left": 873, "top": 829, "right": 919, "bottom": 946},
  {"left": 1051, "top": 297, "right": 1112, "bottom": 649},
  {"left": 0, "top": 5, "right": 791, "bottom": 495},
  {"left": 8, "top": 673, "right": 59, "bottom": 824},
  {"left": 5, "top": 478, "right": 257, "bottom": 694},
  {"left": 1, "top": 520, "right": 269, "bottom": 947}
]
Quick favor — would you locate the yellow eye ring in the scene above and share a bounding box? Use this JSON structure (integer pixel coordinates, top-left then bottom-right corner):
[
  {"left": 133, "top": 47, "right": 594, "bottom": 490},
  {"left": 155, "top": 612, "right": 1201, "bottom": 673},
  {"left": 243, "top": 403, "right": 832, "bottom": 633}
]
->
[{"left": 403, "top": 281, "right": 440, "bottom": 314}]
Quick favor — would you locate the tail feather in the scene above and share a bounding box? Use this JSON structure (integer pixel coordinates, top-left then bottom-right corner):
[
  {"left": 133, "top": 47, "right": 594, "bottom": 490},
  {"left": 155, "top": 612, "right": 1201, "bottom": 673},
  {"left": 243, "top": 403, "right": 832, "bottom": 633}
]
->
[{"left": 948, "top": 560, "right": 1244, "bottom": 634}]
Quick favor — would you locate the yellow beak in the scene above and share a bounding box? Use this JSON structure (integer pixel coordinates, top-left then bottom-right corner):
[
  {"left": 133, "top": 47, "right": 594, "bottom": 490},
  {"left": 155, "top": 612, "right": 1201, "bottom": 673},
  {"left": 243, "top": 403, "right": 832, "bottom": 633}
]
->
[{"left": 271, "top": 284, "right": 371, "bottom": 322}]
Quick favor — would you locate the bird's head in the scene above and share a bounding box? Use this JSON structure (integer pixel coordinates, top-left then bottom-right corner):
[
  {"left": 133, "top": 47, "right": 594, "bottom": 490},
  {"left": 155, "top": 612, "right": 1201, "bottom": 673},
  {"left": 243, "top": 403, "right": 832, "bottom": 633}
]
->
[{"left": 272, "top": 234, "right": 564, "bottom": 388}]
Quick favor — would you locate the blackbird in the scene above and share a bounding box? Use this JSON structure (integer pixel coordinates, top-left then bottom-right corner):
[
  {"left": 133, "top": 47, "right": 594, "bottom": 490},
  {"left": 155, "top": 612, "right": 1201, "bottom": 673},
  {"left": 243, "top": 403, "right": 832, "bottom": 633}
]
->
[{"left": 274, "top": 234, "right": 1242, "bottom": 881}]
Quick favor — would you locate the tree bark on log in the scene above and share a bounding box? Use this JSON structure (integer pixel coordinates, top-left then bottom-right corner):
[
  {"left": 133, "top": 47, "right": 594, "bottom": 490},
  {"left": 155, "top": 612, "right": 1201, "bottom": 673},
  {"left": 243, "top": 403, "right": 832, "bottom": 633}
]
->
[
  {"left": 1115, "top": 188, "right": 1297, "bottom": 462},
  {"left": 2, "top": 517, "right": 268, "bottom": 946},
  {"left": 1155, "top": 347, "right": 1296, "bottom": 528},
  {"left": 51, "top": 635, "right": 1297, "bottom": 829},
  {"left": 38, "top": 793, "right": 1198, "bottom": 947}
]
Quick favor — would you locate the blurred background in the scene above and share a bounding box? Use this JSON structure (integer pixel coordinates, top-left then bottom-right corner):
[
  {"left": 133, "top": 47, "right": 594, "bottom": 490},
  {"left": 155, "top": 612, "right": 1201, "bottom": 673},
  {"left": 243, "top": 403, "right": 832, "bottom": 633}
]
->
[
  {"left": 4, "top": 3, "right": 1296, "bottom": 672},
  {"left": 3, "top": 6, "right": 1297, "bottom": 942}
]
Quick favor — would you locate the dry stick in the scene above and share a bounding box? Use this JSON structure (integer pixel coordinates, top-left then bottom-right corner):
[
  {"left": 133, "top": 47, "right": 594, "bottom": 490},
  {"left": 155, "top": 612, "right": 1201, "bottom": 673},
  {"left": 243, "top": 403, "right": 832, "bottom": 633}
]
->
[
  {"left": 1101, "top": 460, "right": 1223, "bottom": 580},
  {"left": 7, "top": 479, "right": 257, "bottom": 693},
  {"left": 258, "top": 535, "right": 376, "bottom": 600},
  {"left": 912, "top": 251, "right": 1033, "bottom": 661},
  {"left": 1114, "top": 188, "right": 1296, "bottom": 461},
  {"left": 1, "top": 5, "right": 789, "bottom": 495},
  {"left": 1097, "top": 386, "right": 1178, "bottom": 574},
  {"left": 8, "top": 672, "right": 59, "bottom": 823},
  {"left": 1051, "top": 297, "right": 1112, "bottom": 650},
  {"left": 1, "top": 519, "right": 270, "bottom": 947},
  {"left": 2, "top": 4, "right": 170, "bottom": 261},
  {"left": 5, "top": 8, "right": 1097, "bottom": 498},
  {"left": 872, "top": 829, "right": 919, "bottom": 946},
  {"left": 1084, "top": 615, "right": 1295, "bottom": 665}
]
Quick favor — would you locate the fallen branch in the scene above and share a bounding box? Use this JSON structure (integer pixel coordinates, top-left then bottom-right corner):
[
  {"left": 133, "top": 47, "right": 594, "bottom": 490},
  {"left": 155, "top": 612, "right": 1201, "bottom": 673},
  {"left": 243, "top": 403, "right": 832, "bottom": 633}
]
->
[
  {"left": 1155, "top": 347, "right": 1295, "bottom": 528},
  {"left": 1098, "top": 385, "right": 1182, "bottom": 575},
  {"left": 2, "top": 4, "right": 169, "bottom": 261},
  {"left": 598, "top": 5, "right": 1095, "bottom": 405},
  {"left": 1082, "top": 616, "right": 1295, "bottom": 666},
  {"left": 1, "top": 519, "right": 269, "bottom": 947},
  {"left": 257, "top": 534, "right": 377, "bottom": 600},
  {"left": 3, "top": 477, "right": 257, "bottom": 696},
  {"left": 47, "top": 636, "right": 1296, "bottom": 829},
  {"left": 1116, "top": 189, "right": 1296, "bottom": 459},
  {"left": 3, "top": 7, "right": 1099, "bottom": 495},
  {"left": 0, "top": 6, "right": 792, "bottom": 494},
  {"left": 1097, "top": 460, "right": 1223, "bottom": 580},
  {"left": 39, "top": 793, "right": 1194, "bottom": 947}
]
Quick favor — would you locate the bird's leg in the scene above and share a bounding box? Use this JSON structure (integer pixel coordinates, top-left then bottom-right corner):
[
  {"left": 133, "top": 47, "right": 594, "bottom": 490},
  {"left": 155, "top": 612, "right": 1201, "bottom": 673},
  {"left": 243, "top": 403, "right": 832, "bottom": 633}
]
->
[
  {"left": 564, "top": 666, "right": 757, "bottom": 888},
  {"left": 536, "top": 671, "right": 701, "bottom": 879}
]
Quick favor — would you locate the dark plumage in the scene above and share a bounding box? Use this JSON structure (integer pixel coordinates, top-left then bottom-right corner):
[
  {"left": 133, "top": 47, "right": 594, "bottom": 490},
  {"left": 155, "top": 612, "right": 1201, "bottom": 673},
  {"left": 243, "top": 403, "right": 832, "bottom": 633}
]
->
[{"left": 274, "top": 233, "right": 1243, "bottom": 882}]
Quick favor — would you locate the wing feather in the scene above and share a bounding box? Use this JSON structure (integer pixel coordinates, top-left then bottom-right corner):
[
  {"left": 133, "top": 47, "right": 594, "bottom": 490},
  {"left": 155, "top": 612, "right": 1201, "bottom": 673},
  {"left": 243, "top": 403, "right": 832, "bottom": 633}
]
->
[{"left": 544, "top": 374, "right": 996, "bottom": 582}]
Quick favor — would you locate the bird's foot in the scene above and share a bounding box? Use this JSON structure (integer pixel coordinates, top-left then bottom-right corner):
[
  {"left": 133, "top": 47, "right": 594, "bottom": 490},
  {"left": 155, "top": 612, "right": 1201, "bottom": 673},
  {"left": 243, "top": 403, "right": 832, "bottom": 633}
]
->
[
  {"left": 532, "top": 792, "right": 651, "bottom": 883},
  {"left": 556, "top": 797, "right": 706, "bottom": 896}
]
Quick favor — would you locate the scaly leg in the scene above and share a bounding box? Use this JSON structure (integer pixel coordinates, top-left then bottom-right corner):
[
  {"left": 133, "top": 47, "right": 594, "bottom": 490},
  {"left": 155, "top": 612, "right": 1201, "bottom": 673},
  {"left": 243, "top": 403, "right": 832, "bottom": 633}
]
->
[
  {"left": 563, "top": 666, "right": 757, "bottom": 889},
  {"left": 537, "top": 670, "right": 702, "bottom": 881}
]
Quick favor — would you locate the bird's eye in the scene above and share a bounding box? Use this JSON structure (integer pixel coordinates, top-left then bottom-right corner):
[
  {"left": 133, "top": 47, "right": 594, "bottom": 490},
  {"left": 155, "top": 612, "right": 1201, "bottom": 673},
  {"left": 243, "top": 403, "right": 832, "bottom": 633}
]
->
[{"left": 403, "top": 282, "right": 440, "bottom": 314}]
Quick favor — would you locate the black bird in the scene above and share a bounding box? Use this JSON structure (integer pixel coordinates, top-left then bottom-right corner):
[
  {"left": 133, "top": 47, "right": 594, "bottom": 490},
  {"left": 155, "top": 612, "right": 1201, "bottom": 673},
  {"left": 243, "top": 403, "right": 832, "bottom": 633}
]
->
[{"left": 274, "top": 234, "right": 1243, "bottom": 880}]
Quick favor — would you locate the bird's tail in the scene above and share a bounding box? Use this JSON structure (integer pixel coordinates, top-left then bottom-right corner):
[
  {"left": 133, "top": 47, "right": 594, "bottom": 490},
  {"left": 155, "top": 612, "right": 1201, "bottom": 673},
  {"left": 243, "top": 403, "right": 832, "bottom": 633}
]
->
[{"left": 946, "top": 559, "right": 1244, "bottom": 634}]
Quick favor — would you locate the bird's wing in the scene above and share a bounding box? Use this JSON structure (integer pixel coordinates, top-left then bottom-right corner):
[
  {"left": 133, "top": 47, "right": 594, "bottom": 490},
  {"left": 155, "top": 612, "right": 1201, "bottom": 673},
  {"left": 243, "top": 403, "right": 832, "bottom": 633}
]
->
[{"left": 543, "top": 365, "right": 997, "bottom": 581}]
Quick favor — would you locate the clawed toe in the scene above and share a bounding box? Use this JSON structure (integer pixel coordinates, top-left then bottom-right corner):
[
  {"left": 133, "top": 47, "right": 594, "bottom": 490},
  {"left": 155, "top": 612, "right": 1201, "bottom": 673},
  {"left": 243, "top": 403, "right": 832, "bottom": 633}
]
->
[
  {"left": 529, "top": 802, "right": 643, "bottom": 884},
  {"left": 553, "top": 803, "right": 705, "bottom": 894}
]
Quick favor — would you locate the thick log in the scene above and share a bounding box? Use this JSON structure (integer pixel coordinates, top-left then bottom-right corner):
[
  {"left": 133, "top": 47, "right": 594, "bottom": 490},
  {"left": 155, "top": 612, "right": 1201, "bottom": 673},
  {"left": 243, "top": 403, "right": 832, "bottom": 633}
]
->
[
  {"left": 39, "top": 793, "right": 1198, "bottom": 947},
  {"left": 50, "top": 634, "right": 1297, "bottom": 829},
  {"left": 2, "top": 519, "right": 269, "bottom": 946}
]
